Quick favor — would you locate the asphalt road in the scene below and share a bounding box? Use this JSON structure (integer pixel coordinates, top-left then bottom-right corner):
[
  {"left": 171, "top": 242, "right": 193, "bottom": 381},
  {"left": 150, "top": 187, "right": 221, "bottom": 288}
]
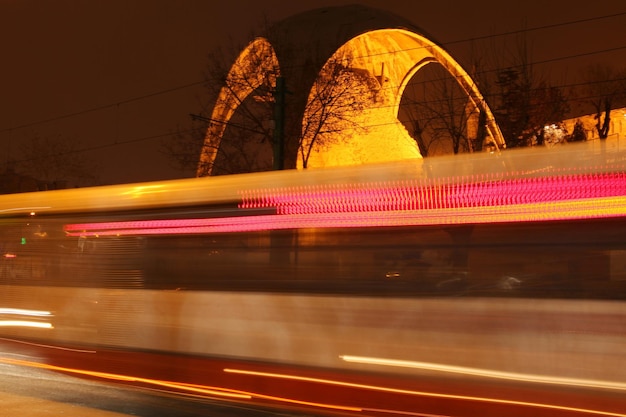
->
[{"left": 0, "top": 359, "right": 298, "bottom": 417}]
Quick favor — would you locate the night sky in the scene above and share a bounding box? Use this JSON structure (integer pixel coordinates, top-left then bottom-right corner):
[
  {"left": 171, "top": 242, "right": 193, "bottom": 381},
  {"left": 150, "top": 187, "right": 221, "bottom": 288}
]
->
[{"left": 1, "top": 0, "right": 625, "bottom": 185}]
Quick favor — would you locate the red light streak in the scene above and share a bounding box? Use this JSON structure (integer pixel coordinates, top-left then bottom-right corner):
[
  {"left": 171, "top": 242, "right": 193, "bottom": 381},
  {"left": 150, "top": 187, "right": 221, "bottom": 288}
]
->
[
  {"left": 240, "top": 172, "right": 626, "bottom": 214},
  {"left": 63, "top": 172, "right": 626, "bottom": 236},
  {"left": 64, "top": 196, "right": 626, "bottom": 236}
]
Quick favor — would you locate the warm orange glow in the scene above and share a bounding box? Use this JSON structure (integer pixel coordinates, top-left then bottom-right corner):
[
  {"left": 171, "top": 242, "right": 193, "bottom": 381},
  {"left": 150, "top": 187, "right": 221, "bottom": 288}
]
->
[
  {"left": 121, "top": 185, "right": 168, "bottom": 198},
  {"left": 197, "top": 26, "right": 504, "bottom": 176},
  {"left": 224, "top": 368, "right": 626, "bottom": 416},
  {"left": 300, "top": 28, "right": 503, "bottom": 169},
  {"left": 0, "top": 206, "right": 49, "bottom": 215},
  {"left": 0, "top": 355, "right": 623, "bottom": 415},
  {"left": 198, "top": 37, "right": 280, "bottom": 176}
]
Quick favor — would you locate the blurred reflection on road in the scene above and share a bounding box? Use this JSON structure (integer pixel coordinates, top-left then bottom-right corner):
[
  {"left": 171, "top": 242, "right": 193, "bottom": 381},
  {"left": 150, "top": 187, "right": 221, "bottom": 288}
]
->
[{"left": 0, "top": 359, "right": 293, "bottom": 417}]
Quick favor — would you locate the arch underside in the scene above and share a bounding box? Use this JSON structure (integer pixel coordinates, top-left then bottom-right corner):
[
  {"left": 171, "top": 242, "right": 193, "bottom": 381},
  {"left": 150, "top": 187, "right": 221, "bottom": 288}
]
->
[
  {"left": 197, "top": 38, "right": 279, "bottom": 177},
  {"left": 197, "top": 28, "right": 504, "bottom": 176}
]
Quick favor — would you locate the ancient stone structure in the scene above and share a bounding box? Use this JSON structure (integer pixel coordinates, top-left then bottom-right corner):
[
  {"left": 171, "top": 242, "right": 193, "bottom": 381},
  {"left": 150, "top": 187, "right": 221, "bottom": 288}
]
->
[{"left": 197, "top": 5, "right": 505, "bottom": 176}]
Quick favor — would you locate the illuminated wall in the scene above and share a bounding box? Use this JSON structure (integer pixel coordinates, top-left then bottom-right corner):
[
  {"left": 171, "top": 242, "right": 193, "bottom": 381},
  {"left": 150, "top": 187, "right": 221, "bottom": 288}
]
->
[
  {"left": 197, "top": 6, "right": 505, "bottom": 176},
  {"left": 563, "top": 107, "right": 626, "bottom": 142}
]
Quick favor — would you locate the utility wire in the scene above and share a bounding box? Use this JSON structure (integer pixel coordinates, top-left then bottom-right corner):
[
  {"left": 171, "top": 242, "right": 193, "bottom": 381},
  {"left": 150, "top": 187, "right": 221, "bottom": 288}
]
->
[
  {"left": 10, "top": 128, "right": 199, "bottom": 164},
  {"left": 444, "top": 11, "right": 626, "bottom": 47},
  {"left": 2, "top": 9, "right": 625, "bottom": 160},
  {"left": 3, "top": 10, "right": 625, "bottom": 135},
  {"left": 0, "top": 80, "right": 204, "bottom": 134}
]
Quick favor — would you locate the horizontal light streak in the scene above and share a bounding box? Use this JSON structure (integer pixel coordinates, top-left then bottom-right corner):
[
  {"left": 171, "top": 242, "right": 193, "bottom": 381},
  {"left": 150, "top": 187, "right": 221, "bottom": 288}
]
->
[
  {"left": 64, "top": 195, "right": 626, "bottom": 237},
  {"left": 1, "top": 354, "right": 623, "bottom": 415},
  {"left": 0, "top": 308, "right": 54, "bottom": 329},
  {"left": 225, "top": 368, "right": 626, "bottom": 416},
  {"left": 241, "top": 172, "right": 626, "bottom": 215},
  {"left": 0, "top": 308, "right": 52, "bottom": 317},
  {"left": 340, "top": 355, "right": 626, "bottom": 391},
  {"left": 0, "top": 321, "right": 53, "bottom": 329},
  {"left": 0, "top": 206, "right": 50, "bottom": 214}
]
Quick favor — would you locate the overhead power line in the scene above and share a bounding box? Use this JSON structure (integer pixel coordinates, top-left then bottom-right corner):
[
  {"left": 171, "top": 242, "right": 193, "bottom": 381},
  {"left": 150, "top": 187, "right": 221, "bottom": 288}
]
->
[
  {"left": 0, "top": 80, "right": 204, "bottom": 134},
  {"left": 444, "top": 11, "right": 626, "bottom": 47},
  {"left": 2, "top": 9, "right": 625, "bottom": 155}
]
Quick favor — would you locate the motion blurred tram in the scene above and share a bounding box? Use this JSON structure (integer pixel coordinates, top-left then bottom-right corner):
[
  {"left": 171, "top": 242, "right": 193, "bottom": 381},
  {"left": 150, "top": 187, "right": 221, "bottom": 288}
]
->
[{"left": 1, "top": 141, "right": 626, "bottom": 416}]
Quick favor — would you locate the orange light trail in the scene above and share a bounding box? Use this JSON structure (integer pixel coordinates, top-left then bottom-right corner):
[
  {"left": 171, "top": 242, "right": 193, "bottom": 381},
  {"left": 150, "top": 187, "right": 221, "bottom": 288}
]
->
[
  {"left": 0, "top": 357, "right": 360, "bottom": 412},
  {"left": 0, "top": 337, "right": 95, "bottom": 353},
  {"left": 0, "top": 357, "right": 249, "bottom": 399},
  {"left": 224, "top": 368, "right": 626, "bottom": 417}
]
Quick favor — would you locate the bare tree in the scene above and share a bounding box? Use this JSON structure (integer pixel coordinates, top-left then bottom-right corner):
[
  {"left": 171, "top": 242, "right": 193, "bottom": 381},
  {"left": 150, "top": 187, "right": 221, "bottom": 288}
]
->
[
  {"left": 567, "top": 120, "right": 587, "bottom": 142},
  {"left": 164, "top": 22, "right": 377, "bottom": 175},
  {"left": 399, "top": 63, "right": 483, "bottom": 156},
  {"left": 299, "top": 57, "right": 377, "bottom": 168},
  {"left": 581, "top": 64, "right": 626, "bottom": 139},
  {"left": 15, "top": 132, "right": 98, "bottom": 188},
  {"left": 163, "top": 32, "right": 276, "bottom": 176},
  {"left": 469, "top": 32, "right": 570, "bottom": 148}
]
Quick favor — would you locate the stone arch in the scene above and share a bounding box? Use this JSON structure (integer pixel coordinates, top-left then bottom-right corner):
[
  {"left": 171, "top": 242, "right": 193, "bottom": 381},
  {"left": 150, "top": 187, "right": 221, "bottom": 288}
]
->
[
  {"left": 197, "top": 6, "right": 504, "bottom": 176},
  {"left": 300, "top": 28, "right": 503, "bottom": 168},
  {"left": 197, "top": 37, "right": 279, "bottom": 176}
]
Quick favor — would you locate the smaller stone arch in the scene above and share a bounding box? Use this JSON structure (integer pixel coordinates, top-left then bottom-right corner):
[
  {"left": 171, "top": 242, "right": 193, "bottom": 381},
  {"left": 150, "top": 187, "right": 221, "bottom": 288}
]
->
[{"left": 197, "top": 37, "right": 280, "bottom": 177}]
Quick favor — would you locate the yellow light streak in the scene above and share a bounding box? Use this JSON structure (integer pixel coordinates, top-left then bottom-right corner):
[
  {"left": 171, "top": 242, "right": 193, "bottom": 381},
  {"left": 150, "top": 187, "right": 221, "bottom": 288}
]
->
[
  {"left": 121, "top": 185, "right": 167, "bottom": 198},
  {"left": 224, "top": 368, "right": 626, "bottom": 417},
  {"left": 340, "top": 355, "right": 626, "bottom": 391},
  {"left": 0, "top": 206, "right": 50, "bottom": 214}
]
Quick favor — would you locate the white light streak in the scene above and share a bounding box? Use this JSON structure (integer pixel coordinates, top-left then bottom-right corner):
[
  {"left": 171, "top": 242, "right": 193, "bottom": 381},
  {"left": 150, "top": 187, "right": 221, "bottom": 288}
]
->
[
  {"left": 340, "top": 355, "right": 626, "bottom": 391},
  {"left": 0, "top": 308, "right": 53, "bottom": 317},
  {"left": 0, "top": 321, "right": 53, "bottom": 329}
]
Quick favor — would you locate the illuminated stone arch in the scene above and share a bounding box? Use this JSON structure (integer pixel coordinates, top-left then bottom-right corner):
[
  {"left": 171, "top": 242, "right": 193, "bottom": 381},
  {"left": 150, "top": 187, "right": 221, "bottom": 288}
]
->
[
  {"left": 300, "top": 28, "right": 504, "bottom": 168},
  {"left": 197, "top": 5, "right": 504, "bottom": 176},
  {"left": 197, "top": 37, "right": 279, "bottom": 176}
]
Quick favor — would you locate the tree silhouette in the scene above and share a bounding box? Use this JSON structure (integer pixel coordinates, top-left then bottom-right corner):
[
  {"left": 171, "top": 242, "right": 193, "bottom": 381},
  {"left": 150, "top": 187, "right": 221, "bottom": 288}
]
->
[
  {"left": 14, "top": 132, "right": 98, "bottom": 188},
  {"left": 581, "top": 64, "right": 626, "bottom": 139},
  {"left": 164, "top": 27, "right": 376, "bottom": 175}
]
